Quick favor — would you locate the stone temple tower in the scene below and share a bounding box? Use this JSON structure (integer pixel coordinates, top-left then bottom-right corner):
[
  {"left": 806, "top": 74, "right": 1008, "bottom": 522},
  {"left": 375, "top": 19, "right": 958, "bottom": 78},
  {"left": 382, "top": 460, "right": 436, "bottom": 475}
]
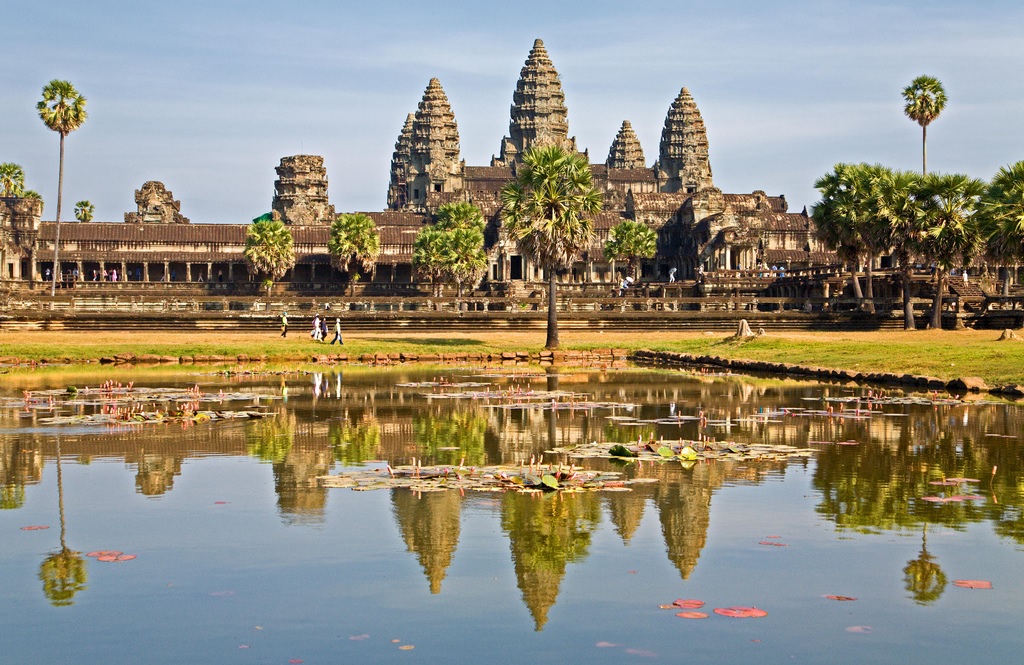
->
[
  {"left": 387, "top": 113, "right": 414, "bottom": 210},
  {"left": 606, "top": 120, "right": 646, "bottom": 169},
  {"left": 655, "top": 88, "right": 714, "bottom": 194},
  {"left": 272, "top": 155, "right": 335, "bottom": 225},
  {"left": 491, "top": 39, "right": 578, "bottom": 167},
  {"left": 404, "top": 78, "right": 464, "bottom": 210}
]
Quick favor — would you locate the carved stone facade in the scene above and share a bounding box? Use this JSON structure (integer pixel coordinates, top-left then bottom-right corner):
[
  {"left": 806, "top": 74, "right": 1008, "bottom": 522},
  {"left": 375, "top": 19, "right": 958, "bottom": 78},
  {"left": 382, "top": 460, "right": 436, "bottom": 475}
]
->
[
  {"left": 403, "top": 79, "right": 465, "bottom": 211},
  {"left": 124, "top": 181, "right": 190, "bottom": 224},
  {"left": 272, "top": 155, "right": 335, "bottom": 226}
]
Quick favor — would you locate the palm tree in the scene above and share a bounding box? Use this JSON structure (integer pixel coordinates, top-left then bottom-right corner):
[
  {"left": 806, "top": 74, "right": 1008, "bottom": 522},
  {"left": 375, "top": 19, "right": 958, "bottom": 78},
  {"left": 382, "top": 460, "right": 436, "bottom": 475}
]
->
[
  {"left": 604, "top": 219, "right": 658, "bottom": 280},
  {"left": 444, "top": 225, "right": 488, "bottom": 296},
  {"left": 917, "top": 173, "right": 985, "bottom": 328},
  {"left": 902, "top": 76, "right": 947, "bottom": 175},
  {"left": 874, "top": 168, "right": 925, "bottom": 329},
  {"left": 39, "top": 434, "right": 87, "bottom": 607},
  {"left": 0, "top": 162, "right": 26, "bottom": 197},
  {"left": 434, "top": 201, "right": 485, "bottom": 233},
  {"left": 501, "top": 145, "right": 602, "bottom": 349},
  {"left": 328, "top": 213, "right": 380, "bottom": 291},
  {"left": 413, "top": 225, "right": 448, "bottom": 296},
  {"left": 37, "top": 80, "right": 88, "bottom": 296},
  {"left": 74, "top": 200, "right": 94, "bottom": 223},
  {"left": 978, "top": 161, "right": 1024, "bottom": 295},
  {"left": 812, "top": 163, "right": 875, "bottom": 305},
  {"left": 243, "top": 219, "right": 296, "bottom": 297}
]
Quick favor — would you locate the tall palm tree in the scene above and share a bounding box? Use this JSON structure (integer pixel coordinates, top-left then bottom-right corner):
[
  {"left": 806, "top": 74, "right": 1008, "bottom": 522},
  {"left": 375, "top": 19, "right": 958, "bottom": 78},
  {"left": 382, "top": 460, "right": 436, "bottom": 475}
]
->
[
  {"left": 328, "top": 213, "right": 381, "bottom": 290},
  {"left": 243, "top": 219, "right": 296, "bottom": 297},
  {"left": 0, "top": 162, "right": 26, "bottom": 197},
  {"left": 917, "top": 173, "right": 985, "bottom": 328},
  {"left": 978, "top": 161, "right": 1024, "bottom": 295},
  {"left": 74, "top": 200, "right": 94, "bottom": 223},
  {"left": 501, "top": 145, "right": 602, "bottom": 349},
  {"left": 434, "top": 201, "right": 485, "bottom": 233},
  {"left": 902, "top": 76, "right": 947, "bottom": 175},
  {"left": 444, "top": 225, "right": 488, "bottom": 296},
  {"left": 604, "top": 219, "right": 658, "bottom": 280},
  {"left": 37, "top": 80, "right": 88, "bottom": 296},
  {"left": 874, "top": 168, "right": 925, "bottom": 329}
]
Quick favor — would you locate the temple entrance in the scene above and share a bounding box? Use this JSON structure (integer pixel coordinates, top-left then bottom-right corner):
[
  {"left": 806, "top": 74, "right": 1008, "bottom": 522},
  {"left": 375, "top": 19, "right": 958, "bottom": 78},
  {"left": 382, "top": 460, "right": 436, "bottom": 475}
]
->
[{"left": 510, "top": 256, "right": 523, "bottom": 280}]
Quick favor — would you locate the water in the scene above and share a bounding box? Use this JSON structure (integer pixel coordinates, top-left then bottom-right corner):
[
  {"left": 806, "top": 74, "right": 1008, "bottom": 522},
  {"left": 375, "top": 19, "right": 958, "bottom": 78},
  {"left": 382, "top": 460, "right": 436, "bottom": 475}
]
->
[{"left": 2, "top": 366, "right": 1022, "bottom": 664}]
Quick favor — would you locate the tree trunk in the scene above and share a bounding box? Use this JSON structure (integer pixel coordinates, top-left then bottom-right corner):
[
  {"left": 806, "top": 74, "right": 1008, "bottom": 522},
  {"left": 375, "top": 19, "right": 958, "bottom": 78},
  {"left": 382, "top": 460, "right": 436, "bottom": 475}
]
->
[
  {"left": 922, "top": 124, "right": 928, "bottom": 175},
  {"left": 849, "top": 262, "right": 864, "bottom": 300},
  {"left": 865, "top": 251, "right": 875, "bottom": 313},
  {"left": 50, "top": 133, "right": 66, "bottom": 297},
  {"left": 545, "top": 270, "right": 559, "bottom": 350},
  {"left": 930, "top": 269, "right": 944, "bottom": 329},
  {"left": 902, "top": 268, "right": 916, "bottom": 330}
]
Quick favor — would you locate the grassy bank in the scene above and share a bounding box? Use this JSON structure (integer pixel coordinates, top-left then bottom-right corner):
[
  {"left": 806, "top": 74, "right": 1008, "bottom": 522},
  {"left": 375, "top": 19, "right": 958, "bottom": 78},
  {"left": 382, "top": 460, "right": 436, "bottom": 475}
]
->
[{"left": 1, "top": 329, "right": 1023, "bottom": 385}]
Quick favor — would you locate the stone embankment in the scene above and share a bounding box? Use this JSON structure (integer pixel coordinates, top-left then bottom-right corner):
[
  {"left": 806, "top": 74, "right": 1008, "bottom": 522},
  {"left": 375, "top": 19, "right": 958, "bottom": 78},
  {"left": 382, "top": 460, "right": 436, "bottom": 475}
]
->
[{"left": 631, "top": 349, "right": 1024, "bottom": 397}]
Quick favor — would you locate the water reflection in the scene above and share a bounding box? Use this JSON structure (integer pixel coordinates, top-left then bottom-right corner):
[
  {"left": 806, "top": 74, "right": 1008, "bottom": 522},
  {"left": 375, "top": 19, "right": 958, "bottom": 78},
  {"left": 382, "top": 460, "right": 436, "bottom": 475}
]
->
[
  {"left": 3, "top": 368, "right": 1023, "bottom": 625},
  {"left": 39, "top": 435, "right": 88, "bottom": 607}
]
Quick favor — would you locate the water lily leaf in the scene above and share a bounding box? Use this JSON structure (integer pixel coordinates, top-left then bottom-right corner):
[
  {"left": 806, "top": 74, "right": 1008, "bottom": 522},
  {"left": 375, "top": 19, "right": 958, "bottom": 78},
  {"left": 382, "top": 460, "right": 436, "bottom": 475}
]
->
[
  {"left": 678, "top": 445, "right": 698, "bottom": 461},
  {"left": 714, "top": 606, "right": 767, "bottom": 618},
  {"left": 825, "top": 595, "right": 857, "bottom": 601},
  {"left": 657, "top": 446, "right": 675, "bottom": 458},
  {"left": 672, "top": 599, "right": 705, "bottom": 609},
  {"left": 20, "top": 525, "right": 49, "bottom": 531},
  {"left": 675, "top": 611, "right": 709, "bottom": 619},
  {"left": 609, "top": 444, "right": 637, "bottom": 458},
  {"left": 541, "top": 474, "right": 559, "bottom": 490}
]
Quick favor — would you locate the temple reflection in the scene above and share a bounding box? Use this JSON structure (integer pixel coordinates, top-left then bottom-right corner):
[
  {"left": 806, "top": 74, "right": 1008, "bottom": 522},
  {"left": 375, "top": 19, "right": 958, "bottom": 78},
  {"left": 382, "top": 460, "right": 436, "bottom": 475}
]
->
[{"left": 3, "top": 367, "right": 1023, "bottom": 623}]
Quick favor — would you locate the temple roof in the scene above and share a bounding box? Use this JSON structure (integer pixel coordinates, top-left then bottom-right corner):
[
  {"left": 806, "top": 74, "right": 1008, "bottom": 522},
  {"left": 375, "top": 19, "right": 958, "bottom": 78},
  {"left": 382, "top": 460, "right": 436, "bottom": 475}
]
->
[
  {"left": 628, "top": 192, "right": 691, "bottom": 213},
  {"left": 410, "top": 78, "right": 461, "bottom": 175}
]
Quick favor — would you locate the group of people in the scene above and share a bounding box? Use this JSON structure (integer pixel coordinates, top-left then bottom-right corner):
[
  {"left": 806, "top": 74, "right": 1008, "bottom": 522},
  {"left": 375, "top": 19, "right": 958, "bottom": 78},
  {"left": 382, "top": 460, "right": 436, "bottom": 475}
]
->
[{"left": 279, "top": 311, "right": 343, "bottom": 344}]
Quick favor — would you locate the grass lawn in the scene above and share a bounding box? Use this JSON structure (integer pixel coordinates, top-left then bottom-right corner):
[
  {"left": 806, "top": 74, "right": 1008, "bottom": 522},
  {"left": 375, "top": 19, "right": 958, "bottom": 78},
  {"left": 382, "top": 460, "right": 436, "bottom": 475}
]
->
[{"left": 1, "top": 328, "right": 1022, "bottom": 385}]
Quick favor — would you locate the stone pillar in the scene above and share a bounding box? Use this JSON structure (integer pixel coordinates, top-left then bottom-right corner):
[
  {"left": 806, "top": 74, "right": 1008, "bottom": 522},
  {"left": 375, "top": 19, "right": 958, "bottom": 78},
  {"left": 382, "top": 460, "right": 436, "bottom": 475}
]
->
[
  {"left": 121, "top": 262, "right": 127, "bottom": 281},
  {"left": 310, "top": 263, "right": 316, "bottom": 283},
  {"left": 207, "top": 262, "right": 213, "bottom": 282},
  {"left": 143, "top": 263, "right": 150, "bottom": 282},
  {"left": 228, "top": 263, "right": 234, "bottom": 281},
  {"left": 163, "top": 261, "right": 170, "bottom": 281}
]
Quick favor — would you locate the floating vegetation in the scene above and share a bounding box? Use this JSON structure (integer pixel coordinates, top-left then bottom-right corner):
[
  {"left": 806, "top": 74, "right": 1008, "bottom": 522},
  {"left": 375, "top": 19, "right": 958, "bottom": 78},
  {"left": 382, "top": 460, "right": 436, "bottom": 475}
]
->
[
  {"left": 319, "top": 462, "right": 641, "bottom": 494},
  {"left": 551, "top": 439, "right": 816, "bottom": 463},
  {"left": 713, "top": 606, "right": 768, "bottom": 618},
  {"left": 4, "top": 382, "right": 278, "bottom": 428},
  {"left": 421, "top": 386, "right": 638, "bottom": 413},
  {"left": 952, "top": 580, "right": 993, "bottom": 589}
]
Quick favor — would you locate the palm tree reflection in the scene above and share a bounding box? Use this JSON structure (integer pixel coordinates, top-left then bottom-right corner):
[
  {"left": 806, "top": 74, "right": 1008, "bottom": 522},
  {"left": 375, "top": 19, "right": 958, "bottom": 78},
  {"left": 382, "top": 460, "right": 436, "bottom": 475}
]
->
[{"left": 39, "top": 434, "right": 87, "bottom": 606}]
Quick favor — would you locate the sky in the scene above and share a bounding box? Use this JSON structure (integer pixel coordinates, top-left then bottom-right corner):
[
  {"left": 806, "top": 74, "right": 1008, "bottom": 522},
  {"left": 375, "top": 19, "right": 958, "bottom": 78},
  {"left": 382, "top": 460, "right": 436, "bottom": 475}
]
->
[{"left": 4, "top": 0, "right": 1023, "bottom": 224}]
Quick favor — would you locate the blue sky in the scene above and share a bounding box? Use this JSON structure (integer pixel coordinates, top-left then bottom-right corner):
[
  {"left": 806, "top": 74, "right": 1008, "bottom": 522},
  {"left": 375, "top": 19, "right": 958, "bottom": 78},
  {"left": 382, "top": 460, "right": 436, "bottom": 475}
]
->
[{"left": 4, "top": 0, "right": 1022, "bottom": 223}]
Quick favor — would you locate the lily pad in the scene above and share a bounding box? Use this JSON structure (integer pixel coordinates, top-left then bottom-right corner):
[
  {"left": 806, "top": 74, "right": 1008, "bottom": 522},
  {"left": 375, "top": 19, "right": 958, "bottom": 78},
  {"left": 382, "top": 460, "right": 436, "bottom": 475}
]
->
[
  {"left": 609, "top": 444, "right": 637, "bottom": 458},
  {"left": 675, "top": 611, "right": 709, "bottom": 619},
  {"left": 952, "top": 580, "right": 992, "bottom": 589},
  {"left": 714, "top": 606, "right": 767, "bottom": 618}
]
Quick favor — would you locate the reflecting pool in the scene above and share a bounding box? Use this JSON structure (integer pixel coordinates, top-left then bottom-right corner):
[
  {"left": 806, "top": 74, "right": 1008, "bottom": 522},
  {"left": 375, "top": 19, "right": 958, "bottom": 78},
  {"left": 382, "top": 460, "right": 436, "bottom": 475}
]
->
[{"left": 2, "top": 366, "right": 1022, "bottom": 664}]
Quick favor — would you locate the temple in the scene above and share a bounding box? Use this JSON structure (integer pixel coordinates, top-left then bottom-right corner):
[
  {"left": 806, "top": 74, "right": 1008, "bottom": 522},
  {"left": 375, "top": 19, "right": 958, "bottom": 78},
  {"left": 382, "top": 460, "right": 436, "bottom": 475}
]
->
[{"left": 0, "top": 39, "right": 829, "bottom": 291}]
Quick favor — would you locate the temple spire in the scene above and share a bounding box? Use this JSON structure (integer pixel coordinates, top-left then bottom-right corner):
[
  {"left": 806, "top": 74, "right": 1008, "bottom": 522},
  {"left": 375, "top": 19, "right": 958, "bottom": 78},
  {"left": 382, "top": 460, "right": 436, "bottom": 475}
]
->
[
  {"left": 407, "top": 78, "right": 464, "bottom": 210},
  {"left": 656, "top": 87, "right": 713, "bottom": 194},
  {"left": 492, "top": 39, "right": 577, "bottom": 166},
  {"left": 606, "top": 120, "right": 646, "bottom": 169},
  {"left": 387, "top": 113, "right": 414, "bottom": 210}
]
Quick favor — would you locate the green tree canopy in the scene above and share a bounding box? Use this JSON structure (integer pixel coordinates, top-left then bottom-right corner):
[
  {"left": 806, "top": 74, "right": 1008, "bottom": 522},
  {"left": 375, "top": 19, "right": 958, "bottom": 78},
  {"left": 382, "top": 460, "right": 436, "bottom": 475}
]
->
[
  {"left": 243, "top": 219, "right": 296, "bottom": 296},
  {"left": 74, "top": 200, "right": 94, "bottom": 223},
  {"left": 873, "top": 168, "right": 925, "bottom": 328},
  {"left": 38, "top": 80, "right": 87, "bottom": 296},
  {"left": 979, "top": 161, "right": 1024, "bottom": 293},
  {"left": 0, "top": 163, "right": 26, "bottom": 197},
  {"left": 902, "top": 75, "right": 947, "bottom": 175},
  {"left": 328, "top": 213, "right": 381, "bottom": 275},
  {"left": 500, "top": 145, "right": 602, "bottom": 349},
  {"left": 604, "top": 219, "right": 658, "bottom": 279},
  {"left": 917, "top": 172, "right": 985, "bottom": 328},
  {"left": 413, "top": 202, "right": 489, "bottom": 296}
]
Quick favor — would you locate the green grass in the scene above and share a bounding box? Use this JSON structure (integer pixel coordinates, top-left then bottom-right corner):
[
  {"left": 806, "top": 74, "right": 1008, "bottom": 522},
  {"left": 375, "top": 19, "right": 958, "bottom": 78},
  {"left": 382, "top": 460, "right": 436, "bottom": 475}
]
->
[{"left": 2, "top": 329, "right": 1022, "bottom": 385}]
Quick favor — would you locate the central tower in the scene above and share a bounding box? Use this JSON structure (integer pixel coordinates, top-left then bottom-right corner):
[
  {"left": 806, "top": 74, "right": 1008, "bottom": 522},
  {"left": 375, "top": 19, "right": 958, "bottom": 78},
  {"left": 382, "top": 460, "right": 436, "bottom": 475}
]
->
[{"left": 491, "top": 39, "right": 578, "bottom": 166}]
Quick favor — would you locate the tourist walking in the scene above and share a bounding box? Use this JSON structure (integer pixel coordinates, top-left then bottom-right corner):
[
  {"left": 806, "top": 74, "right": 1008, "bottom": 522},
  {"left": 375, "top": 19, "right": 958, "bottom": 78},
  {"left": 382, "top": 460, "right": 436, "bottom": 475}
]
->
[
  {"left": 280, "top": 311, "right": 288, "bottom": 338},
  {"left": 311, "top": 314, "right": 321, "bottom": 341},
  {"left": 330, "top": 317, "right": 343, "bottom": 345},
  {"left": 320, "top": 317, "right": 329, "bottom": 342}
]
